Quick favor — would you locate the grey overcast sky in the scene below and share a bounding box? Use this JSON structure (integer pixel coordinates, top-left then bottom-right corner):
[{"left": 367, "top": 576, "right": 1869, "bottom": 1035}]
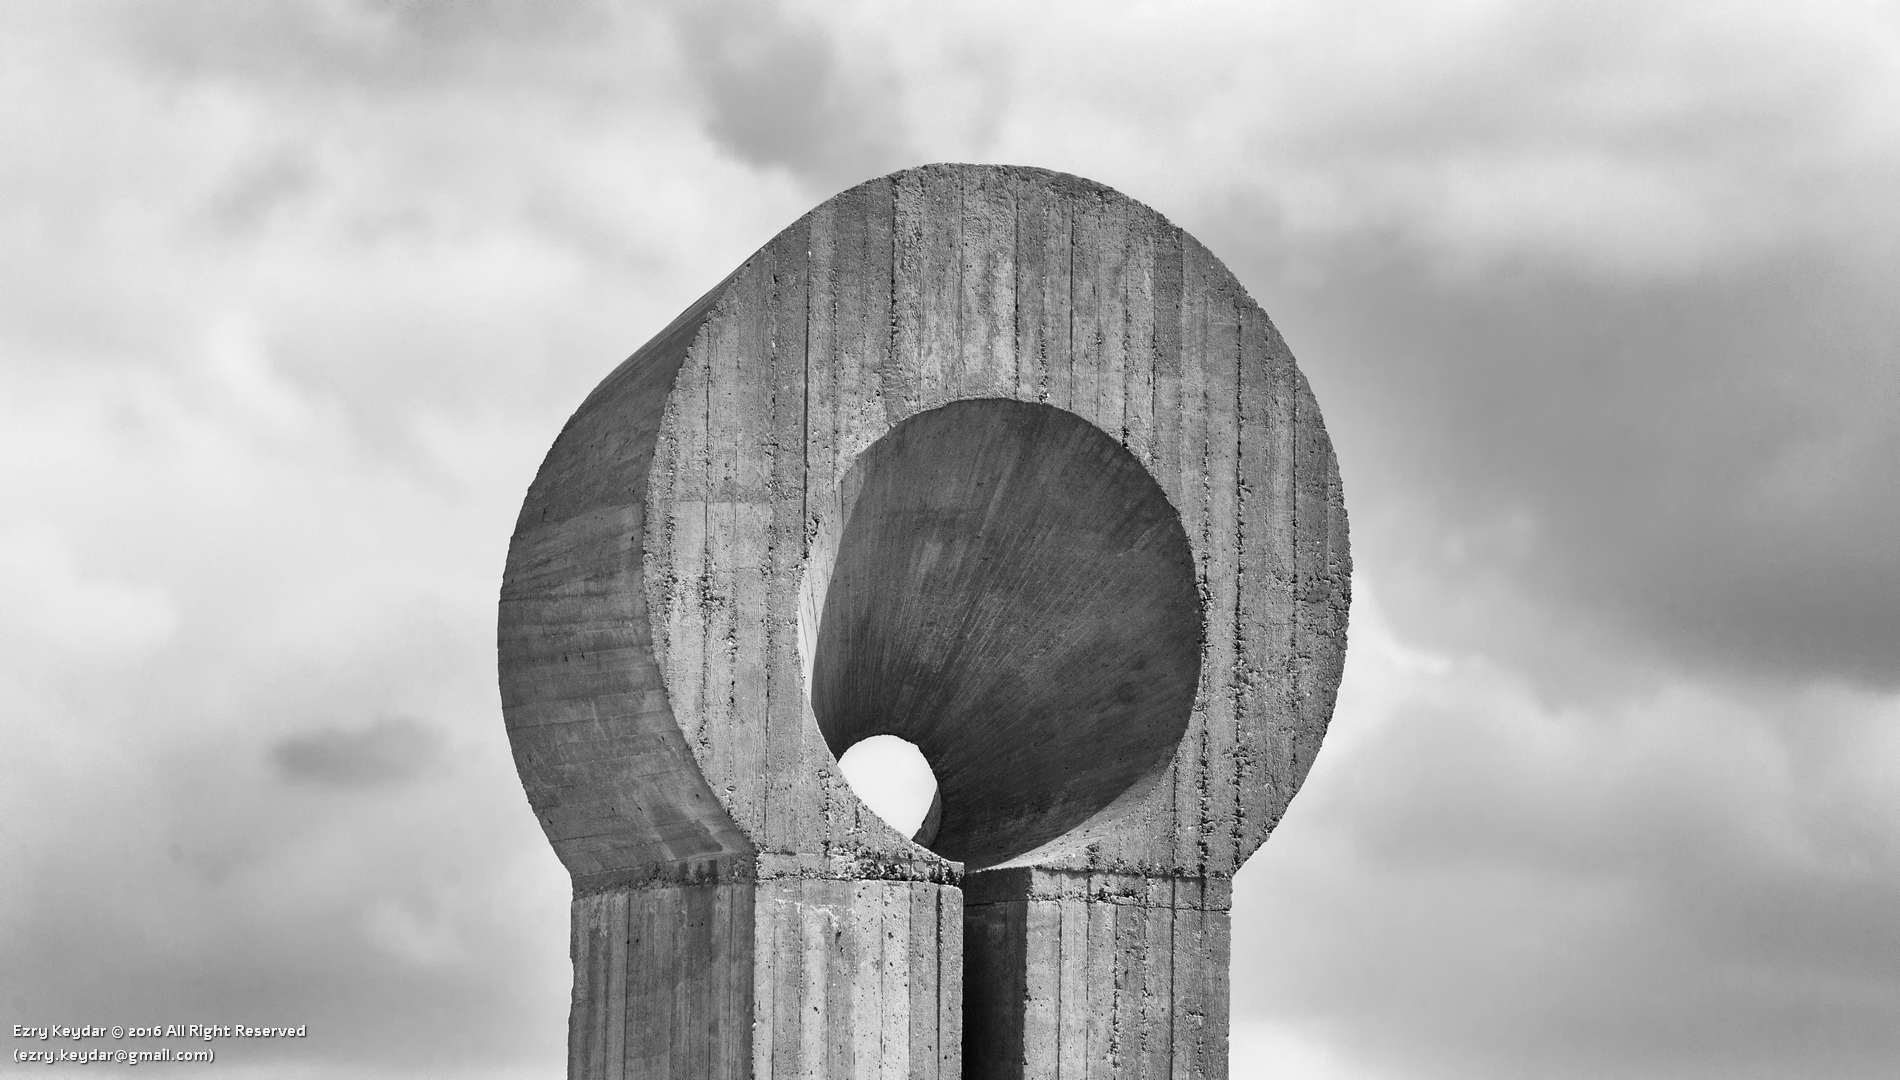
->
[{"left": 2, "top": 2, "right": 1895, "bottom": 1077}]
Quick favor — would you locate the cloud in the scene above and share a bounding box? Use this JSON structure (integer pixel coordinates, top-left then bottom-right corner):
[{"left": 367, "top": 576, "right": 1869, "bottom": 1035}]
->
[
  {"left": 1232, "top": 1020, "right": 1403, "bottom": 1080},
  {"left": 1272, "top": 243, "right": 1900, "bottom": 696},
  {"left": 966, "top": 1, "right": 1900, "bottom": 279},
  {"left": 661, "top": 0, "right": 909, "bottom": 186},
  {"left": 0, "top": 522, "right": 178, "bottom": 660},
  {"left": 651, "top": 0, "right": 1019, "bottom": 193},
  {"left": 1232, "top": 587, "right": 1900, "bottom": 1079},
  {"left": 953, "top": 0, "right": 1897, "bottom": 696},
  {"left": 269, "top": 715, "right": 443, "bottom": 788},
  {"left": 0, "top": 61, "right": 575, "bottom": 1059},
  {"left": 196, "top": 146, "right": 322, "bottom": 238}
]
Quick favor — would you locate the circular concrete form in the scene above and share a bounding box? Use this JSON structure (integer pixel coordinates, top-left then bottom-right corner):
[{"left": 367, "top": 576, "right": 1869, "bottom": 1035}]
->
[{"left": 502, "top": 161, "right": 1350, "bottom": 886}]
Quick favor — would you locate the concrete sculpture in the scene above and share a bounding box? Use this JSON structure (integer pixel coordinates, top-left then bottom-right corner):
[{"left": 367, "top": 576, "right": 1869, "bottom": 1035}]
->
[{"left": 499, "top": 163, "right": 1350, "bottom": 1079}]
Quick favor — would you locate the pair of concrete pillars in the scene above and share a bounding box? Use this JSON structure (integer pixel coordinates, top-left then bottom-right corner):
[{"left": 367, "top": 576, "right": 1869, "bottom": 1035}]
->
[{"left": 499, "top": 164, "right": 1350, "bottom": 1078}]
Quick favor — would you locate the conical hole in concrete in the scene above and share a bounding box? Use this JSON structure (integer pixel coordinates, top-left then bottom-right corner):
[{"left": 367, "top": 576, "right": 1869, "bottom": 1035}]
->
[
  {"left": 804, "top": 399, "right": 1200, "bottom": 869},
  {"left": 836, "top": 735, "right": 943, "bottom": 846}
]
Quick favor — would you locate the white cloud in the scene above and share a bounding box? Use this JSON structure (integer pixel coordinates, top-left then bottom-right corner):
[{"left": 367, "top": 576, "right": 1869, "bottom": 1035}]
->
[
  {"left": 1232, "top": 1019, "right": 1402, "bottom": 1080},
  {"left": 755, "top": 1, "right": 1900, "bottom": 280},
  {"left": 0, "top": 521, "right": 177, "bottom": 659},
  {"left": 1234, "top": 584, "right": 1900, "bottom": 1078}
]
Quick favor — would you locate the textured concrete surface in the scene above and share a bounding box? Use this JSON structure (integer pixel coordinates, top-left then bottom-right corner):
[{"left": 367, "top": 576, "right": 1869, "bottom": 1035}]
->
[{"left": 499, "top": 163, "right": 1349, "bottom": 1078}]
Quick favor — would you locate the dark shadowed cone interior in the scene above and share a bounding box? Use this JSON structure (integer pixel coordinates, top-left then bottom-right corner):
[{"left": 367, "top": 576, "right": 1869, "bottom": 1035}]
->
[{"left": 810, "top": 399, "right": 1201, "bottom": 868}]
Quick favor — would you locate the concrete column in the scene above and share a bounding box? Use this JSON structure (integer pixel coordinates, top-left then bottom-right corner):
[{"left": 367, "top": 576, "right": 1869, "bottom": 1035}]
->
[{"left": 963, "top": 871, "right": 1234, "bottom": 1079}]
